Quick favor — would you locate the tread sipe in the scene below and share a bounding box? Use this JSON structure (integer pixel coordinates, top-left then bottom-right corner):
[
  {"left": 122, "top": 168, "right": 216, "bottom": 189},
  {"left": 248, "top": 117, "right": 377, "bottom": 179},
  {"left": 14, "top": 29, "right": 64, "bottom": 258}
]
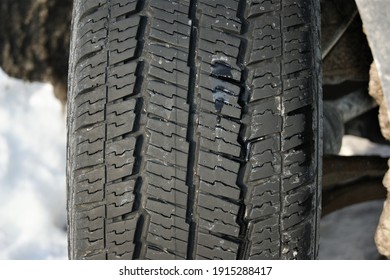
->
[{"left": 67, "top": 0, "right": 322, "bottom": 260}]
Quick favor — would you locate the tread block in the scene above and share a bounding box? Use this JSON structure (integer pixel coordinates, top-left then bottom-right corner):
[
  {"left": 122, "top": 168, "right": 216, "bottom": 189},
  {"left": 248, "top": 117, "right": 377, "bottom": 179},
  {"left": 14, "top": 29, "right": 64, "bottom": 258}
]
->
[
  {"left": 83, "top": 252, "right": 107, "bottom": 260},
  {"left": 78, "top": 0, "right": 106, "bottom": 19},
  {"left": 77, "top": 56, "right": 106, "bottom": 85},
  {"left": 199, "top": 98, "right": 241, "bottom": 119},
  {"left": 151, "top": 17, "right": 191, "bottom": 37},
  {"left": 199, "top": 27, "right": 240, "bottom": 52},
  {"left": 283, "top": 186, "right": 313, "bottom": 216},
  {"left": 146, "top": 198, "right": 189, "bottom": 257},
  {"left": 281, "top": 113, "right": 306, "bottom": 150},
  {"left": 147, "top": 223, "right": 188, "bottom": 257},
  {"left": 246, "top": 97, "right": 282, "bottom": 141},
  {"left": 284, "top": 28, "right": 310, "bottom": 53},
  {"left": 75, "top": 124, "right": 105, "bottom": 169},
  {"left": 199, "top": 180, "right": 241, "bottom": 201},
  {"left": 250, "top": 63, "right": 282, "bottom": 102},
  {"left": 199, "top": 13, "right": 241, "bottom": 34},
  {"left": 110, "top": 47, "right": 137, "bottom": 66},
  {"left": 283, "top": 56, "right": 310, "bottom": 76},
  {"left": 146, "top": 144, "right": 188, "bottom": 168},
  {"left": 198, "top": 151, "right": 240, "bottom": 187},
  {"left": 151, "top": 8, "right": 190, "bottom": 25},
  {"left": 146, "top": 118, "right": 187, "bottom": 138},
  {"left": 106, "top": 138, "right": 136, "bottom": 182},
  {"left": 199, "top": 73, "right": 241, "bottom": 95},
  {"left": 197, "top": 194, "right": 240, "bottom": 235},
  {"left": 282, "top": 169, "right": 311, "bottom": 193},
  {"left": 150, "top": 0, "right": 189, "bottom": 15},
  {"left": 199, "top": 136, "right": 241, "bottom": 157},
  {"left": 78, "top": 11, "right": 107, "bottom": 43},
  {"left": 246, "top": 178, "right": 280, "bottom": 219},
  {"left": 106, "top": 215, "right": 138, "bottom": 259},
  {"left": 75, "top": 205, "right": 105, "bottom": 254},
  {"left": 107, "top": 60, "right": 139, "bottom": 101},
  {"left": 75, "top": 166, "right": 105, "bottom": 205},
  {"left": 76, "top": 102, "right": 105, "bottom": 129},
  {"left": 106, "top": 99, "right": 137, "bottom": 139},
  {"left": 283, "top": 73, "right": 312, "bottom": 113},
  {"left": 196, "top": 232, "right": 238, "bottom": 260},
  {"left": 247, "top": 137, "right": 281, "bottom": 182},
  {"left": 75, "top": 86, "right": 106, "bottom": 113},
  {"left": 198, "top": 111, "right": 240, "bottom": 135},
  {"left": 109, "top": 17, "right": 141, "bottom": 66},
  {"left": 281, "top": 221, "right": 313, "bottom": 259},
  {"left": 147, "top": 201, "right": 188, "bottom": 230},
  {"left": 198, "top": 209, "right": 240, "bottom": 237},
  {"left": 150, "top": 27, "right": 190, "bottom": 49},
  {"left": 247, "top": 0, "right": 281, "bottom": 18},
  {"left": 148, "top": 63, "right": 190, "bottom": 88},
  {"left": 111, "top": 0, "right": 138, "bottom": 19},
  {"left": 282, "top": 1, "right": 307, "bottom": 27},
  {"left": 108, "top": 62, "right": 137, "bottom": 93},
  {"left": 107, "top": 179, "right": 136, "bottom": 218},
  {"left": 199, "top": 0, "right": 240, "bottom": 33},
  {"left": 147, "top": 172, "right": 188, "bottom": 207},
  {"left": 149, "top": 130, "right": 188, "bottom": 154},
  {"left": 147, "top": 79, "right": 188, "bottom": 100},
  {"left": 247, "top": 215, "right": 279, "bottom": 260},
  {"left": 146, "top": 161, "right": 187, "bottom": 183},
  {"left": 75, "top": 40, "right": 105, "bottom": 70},
  {"left": 148, "top": 94, "right": 188, "bottom": 121},
  {"left": 198, "top": 113, "right": 241, "bottom": 156},
  {"left": 248, "top": 14, "right": 281, "bottom": 64},
  {"left": 76, "top": 128, "right": 105, "bottom": 156},
  {"left": 250, "top": 140, "right": 281, "bottom": 165},
  {"left": 145, "top": 247, "right": 185, "bottom": 260}
]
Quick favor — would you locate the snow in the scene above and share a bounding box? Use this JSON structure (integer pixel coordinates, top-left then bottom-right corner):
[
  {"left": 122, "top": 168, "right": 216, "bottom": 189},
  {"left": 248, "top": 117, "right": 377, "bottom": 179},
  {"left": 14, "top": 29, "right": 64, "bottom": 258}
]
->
[
  {"left": 0, "top": 66, "right": 388, "bottom": 260},
  {"left": 0, "top": 68, "right": 67, "bottom": 260},
  {"left": 340, "top": 135, "right": 390, "bottom": 157}
]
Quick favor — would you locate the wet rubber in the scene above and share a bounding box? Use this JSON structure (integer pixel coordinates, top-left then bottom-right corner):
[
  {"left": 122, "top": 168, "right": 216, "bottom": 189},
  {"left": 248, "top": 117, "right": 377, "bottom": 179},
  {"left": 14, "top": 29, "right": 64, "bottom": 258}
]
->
[{"left": 67, "top": 0, "right": 322, "bottom": 260}]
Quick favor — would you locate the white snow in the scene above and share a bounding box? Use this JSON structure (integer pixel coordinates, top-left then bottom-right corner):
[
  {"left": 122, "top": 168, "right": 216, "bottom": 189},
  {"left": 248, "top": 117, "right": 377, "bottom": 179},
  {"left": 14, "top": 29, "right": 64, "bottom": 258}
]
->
[
  {"left": 340, "top": 135, "right": 390, "bottom": 157},
  {"left": 0, "top": 68, "right": 67, "bottom": 260}
]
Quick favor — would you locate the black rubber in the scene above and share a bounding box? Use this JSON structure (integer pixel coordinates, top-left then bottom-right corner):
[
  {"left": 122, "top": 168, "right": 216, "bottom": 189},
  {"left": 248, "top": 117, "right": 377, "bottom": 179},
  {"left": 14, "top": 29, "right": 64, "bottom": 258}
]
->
[{"left": 67, "top": 0, "right": 322, "bottom": 260}]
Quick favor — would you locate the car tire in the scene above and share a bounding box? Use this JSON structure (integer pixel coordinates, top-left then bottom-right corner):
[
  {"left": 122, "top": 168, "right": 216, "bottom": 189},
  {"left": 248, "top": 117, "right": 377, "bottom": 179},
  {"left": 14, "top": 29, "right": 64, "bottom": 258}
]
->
[{"left": 67, "top": 0, "right": 322, "bottom": 260}]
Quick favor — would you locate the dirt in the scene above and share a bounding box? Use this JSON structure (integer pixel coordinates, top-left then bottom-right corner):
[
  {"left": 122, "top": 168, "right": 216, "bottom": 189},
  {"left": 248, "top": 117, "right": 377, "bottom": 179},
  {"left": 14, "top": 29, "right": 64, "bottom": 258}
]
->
[
  {"left": 0, "top": 0, "right": 72, "bottom": 103},
  {"left": 369, "top": 62, "right": 390, "bottom": 258}
]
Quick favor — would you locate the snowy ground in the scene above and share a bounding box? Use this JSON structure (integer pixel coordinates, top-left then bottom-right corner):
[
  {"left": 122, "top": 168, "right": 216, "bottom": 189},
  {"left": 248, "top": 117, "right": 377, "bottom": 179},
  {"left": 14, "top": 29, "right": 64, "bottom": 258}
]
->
[
  {"left": 0, "top": 68, "right": 67, "bottom": 259},
  {"left": 0, "top": 67, "right": 388, "bottom": 260}
]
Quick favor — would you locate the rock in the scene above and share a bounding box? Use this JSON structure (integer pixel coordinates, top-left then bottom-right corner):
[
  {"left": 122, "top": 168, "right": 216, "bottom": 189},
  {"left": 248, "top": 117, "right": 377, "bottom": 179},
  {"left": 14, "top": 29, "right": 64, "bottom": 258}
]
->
[
  {"left": 376, "top": 161, "right": 390, "bottom": 258},
  {"left": 369, "top": 63, "right": 390, "bottom": 140},
  {"left": 369, "top": 62, "right": 390, "bottom": 258}
]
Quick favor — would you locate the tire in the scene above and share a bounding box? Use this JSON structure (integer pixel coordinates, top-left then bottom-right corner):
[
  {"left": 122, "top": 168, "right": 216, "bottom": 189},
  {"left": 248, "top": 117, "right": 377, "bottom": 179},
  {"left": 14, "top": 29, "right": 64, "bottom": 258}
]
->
[{"left": 67, "top": 0, "right": 322, "bottom": 260}]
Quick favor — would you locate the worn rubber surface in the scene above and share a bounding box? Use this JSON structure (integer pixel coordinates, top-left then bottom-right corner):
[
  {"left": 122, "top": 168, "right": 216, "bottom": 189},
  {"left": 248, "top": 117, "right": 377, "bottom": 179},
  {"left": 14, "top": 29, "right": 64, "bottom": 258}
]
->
[{"left": 67, "top": 0, "right": 322, "bottom": 260}]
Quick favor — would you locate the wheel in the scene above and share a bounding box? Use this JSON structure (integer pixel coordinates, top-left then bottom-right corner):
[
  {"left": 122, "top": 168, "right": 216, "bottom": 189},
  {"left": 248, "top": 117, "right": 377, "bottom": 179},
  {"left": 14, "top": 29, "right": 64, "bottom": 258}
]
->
[{"left": 67, "top": 0, "right": 322, "bottom": 260}]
